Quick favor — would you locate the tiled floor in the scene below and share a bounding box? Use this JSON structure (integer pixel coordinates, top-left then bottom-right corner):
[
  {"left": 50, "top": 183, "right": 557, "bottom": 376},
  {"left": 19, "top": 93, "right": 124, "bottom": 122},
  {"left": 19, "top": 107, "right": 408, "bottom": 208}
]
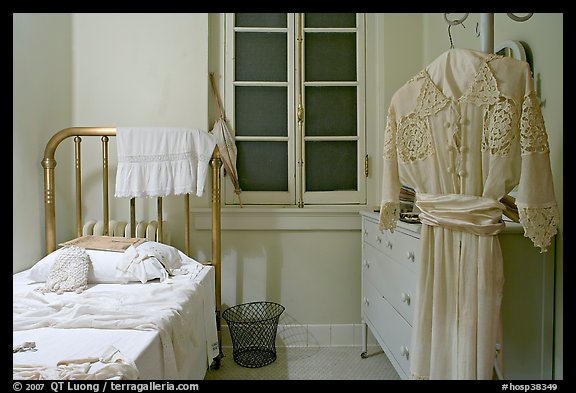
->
[{"left": 204, "top": 346, "right": 400, "bottom": 380}]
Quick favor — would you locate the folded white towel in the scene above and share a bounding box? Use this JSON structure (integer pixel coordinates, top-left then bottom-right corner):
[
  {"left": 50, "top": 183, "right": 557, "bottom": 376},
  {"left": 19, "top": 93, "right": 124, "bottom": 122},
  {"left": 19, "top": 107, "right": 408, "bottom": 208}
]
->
[{"left": 115, "top": 127, "right": 217, "bottom": 198}]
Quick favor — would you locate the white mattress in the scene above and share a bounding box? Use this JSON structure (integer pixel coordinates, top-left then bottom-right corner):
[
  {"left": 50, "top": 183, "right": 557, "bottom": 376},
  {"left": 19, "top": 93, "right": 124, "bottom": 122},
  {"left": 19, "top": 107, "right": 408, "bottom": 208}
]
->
[{"left": 13, "top": 257, "right": 217, "bottom": 380}]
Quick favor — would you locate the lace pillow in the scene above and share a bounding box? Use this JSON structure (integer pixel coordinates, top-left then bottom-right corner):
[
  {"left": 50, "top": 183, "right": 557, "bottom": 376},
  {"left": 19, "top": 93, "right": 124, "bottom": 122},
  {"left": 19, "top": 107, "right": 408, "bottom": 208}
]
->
[{"left": 39, "top": 246, "right": 90, "bottom": 294}]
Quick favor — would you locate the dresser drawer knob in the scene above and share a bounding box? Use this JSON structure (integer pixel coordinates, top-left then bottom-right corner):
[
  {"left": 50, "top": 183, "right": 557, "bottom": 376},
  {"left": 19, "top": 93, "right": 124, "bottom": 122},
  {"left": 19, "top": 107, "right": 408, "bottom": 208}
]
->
[
  {"left": 401, "top": 292, "right": 411, "bottom": 305},
  {"left": 386, "top": 240, "right": 393, "bottom": 249},
  {"left": 363, "top": 297, "right": 370, "bottom": 306},
  {"left": 376, "top": 236, "right": 382, "bottom": 244},
  {"left": 363, "top": 259, "right": 370, "bottom": 269},
  {"left": 400, "top": 345, "right": 410, "bottom": 359},
  {"left": 406, "top": 251, "right": 415, "bottom": 262}
]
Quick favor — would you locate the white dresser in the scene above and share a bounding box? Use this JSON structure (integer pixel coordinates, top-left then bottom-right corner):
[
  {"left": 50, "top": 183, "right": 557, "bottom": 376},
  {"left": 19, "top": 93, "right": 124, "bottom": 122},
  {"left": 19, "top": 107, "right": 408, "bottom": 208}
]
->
[{"left": 360, "top": 211, "right": 555, "bottom": 380}]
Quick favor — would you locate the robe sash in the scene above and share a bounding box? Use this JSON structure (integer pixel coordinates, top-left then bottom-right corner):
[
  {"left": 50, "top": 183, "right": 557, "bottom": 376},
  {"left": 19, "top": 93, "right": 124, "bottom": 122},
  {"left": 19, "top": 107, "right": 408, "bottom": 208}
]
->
[{"left": 416, "top": 193, "right": 506, "bottom": 236}]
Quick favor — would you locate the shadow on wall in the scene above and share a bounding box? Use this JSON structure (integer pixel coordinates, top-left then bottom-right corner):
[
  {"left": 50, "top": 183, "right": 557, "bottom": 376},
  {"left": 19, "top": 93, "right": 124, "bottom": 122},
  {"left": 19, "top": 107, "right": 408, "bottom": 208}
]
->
[
  {"left": 276, "top": 313, "right": 321, "bottom": 353},
  {"left": 221, "top": 232, "right": 284, "bottom": 310}
]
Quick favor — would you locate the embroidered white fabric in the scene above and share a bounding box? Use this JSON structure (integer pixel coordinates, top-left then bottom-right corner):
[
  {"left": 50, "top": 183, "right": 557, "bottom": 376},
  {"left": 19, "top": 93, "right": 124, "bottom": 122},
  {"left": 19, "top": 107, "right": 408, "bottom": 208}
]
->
[
  {"left": 517, "top": 204, "right": 560, "bottom": 252},
  {"left": 379, "top": 48, "right": 559, "bottom": 380},
  {"left": 520, "top": 91, "right": 550, "bottom": 155},
  {"left": 13, "top": 345, "right": 139, "bottom": 380},
  {"left": 379, "top": 201, "right": 400, "bottom": 233},
  {"left": 38, "top": 246, "right": 90, "bottom": 295},
  {"left": 381, "top": 49, "right": 558, "bottom": 253},
  {"left": 115, "top": 127, "right": 217, "bottom": 198}
]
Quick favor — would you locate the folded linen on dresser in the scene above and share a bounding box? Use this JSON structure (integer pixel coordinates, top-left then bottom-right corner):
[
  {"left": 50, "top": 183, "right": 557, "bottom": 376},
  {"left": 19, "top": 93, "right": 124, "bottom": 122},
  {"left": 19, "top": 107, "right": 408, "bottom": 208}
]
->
[{"left": 115, "top": 127, "right": 217, "bottom": 198}]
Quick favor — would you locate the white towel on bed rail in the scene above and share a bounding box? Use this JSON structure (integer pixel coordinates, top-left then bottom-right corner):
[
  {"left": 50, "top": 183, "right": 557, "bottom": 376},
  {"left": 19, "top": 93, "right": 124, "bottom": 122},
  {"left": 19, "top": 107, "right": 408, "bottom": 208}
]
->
[{"left": 115, "top": 127, "right": 217, "bottom": 198}]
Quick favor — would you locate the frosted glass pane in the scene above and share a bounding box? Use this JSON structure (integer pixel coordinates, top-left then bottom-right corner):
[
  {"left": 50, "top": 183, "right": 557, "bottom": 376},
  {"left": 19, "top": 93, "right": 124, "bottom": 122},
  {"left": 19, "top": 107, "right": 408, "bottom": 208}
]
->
[
  {"left": 235, "top": 13, "right": 287, "bottom": 28},
  {"left": 235, "top": 86, "right": 287, "bottom": 137},
  {"left": 304, "top": 13, "right": 356, "bottom": 28},
  {"left": 237, "top": 141, "right": 288, "bottom": 191},
  {"left": 236, "top": 32, "right": 287, "bottom": 81},
  {"left": 305, "top": 33, "right": 356, "bottom": 81},
  {"left": 305, "top": 86, "right": 356, "bottom": 136},
  {"left": 305, "top": 141, "right": 357, "bottom": 191}
]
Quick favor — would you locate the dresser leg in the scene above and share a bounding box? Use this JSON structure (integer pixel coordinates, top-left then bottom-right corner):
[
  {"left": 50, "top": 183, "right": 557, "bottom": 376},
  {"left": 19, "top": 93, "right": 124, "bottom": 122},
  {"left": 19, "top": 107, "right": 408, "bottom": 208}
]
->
[{"left": 361, "top": 320, "right": 368, "bottom": 358}]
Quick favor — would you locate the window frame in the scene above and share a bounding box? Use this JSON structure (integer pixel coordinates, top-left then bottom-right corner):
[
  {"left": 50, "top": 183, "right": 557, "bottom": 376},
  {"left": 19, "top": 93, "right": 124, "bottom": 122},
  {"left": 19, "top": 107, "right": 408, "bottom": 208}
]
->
[{"left": 224, "top": 13, "right": 366, "bottom": 206}]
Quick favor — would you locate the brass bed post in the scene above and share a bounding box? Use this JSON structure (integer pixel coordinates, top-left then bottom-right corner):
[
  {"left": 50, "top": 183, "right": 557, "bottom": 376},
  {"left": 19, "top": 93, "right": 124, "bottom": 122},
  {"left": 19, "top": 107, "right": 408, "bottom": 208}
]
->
[
  {"left": 42, "top": 155, "right": 57, "bottom": 255},
  {"left": 184, "top": 194, "right": 190, "bottom": 256},
  {"left": 210, "top": 146, "right": 224, "bottom": 366},
  {"left": 74, "top": 137, "right": 83, "bottom": 238},
  {"left": 130, "top": 198, "right": 136, "bottom": 238},
  {"left": 157, "top": 197, "right": 163, "bottom": 243},
  {"left": 101, "top": 136, "right": 110, "bottom": 235},
  {"left": 42, "top": 127, "right": 117, "bottom": 255}
]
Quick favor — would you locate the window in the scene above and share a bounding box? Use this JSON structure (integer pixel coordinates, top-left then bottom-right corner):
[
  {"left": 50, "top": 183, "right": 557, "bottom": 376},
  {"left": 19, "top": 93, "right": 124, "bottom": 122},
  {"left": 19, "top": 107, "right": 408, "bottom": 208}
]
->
[{"left": 225, "top": 13, "right": 366, "bottom": 206}]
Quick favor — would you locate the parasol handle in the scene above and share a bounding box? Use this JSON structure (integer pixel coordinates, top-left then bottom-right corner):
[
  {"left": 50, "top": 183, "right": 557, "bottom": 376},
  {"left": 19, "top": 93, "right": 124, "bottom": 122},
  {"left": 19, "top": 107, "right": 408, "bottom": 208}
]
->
[{"left": 209, "top": 73, "right": 226, "bottom": 120}]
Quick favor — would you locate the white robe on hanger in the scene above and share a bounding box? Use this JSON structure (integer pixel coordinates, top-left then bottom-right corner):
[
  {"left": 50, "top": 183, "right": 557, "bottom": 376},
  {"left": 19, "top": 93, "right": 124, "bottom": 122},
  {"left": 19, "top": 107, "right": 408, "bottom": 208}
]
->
[{"left": 379, "top": 48, "right": 559, "bottom": 379}]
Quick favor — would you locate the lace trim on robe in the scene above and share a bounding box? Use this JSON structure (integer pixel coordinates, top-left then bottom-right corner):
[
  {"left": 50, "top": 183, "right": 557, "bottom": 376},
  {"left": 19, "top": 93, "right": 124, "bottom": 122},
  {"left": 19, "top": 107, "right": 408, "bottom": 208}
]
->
[
  {"left": 451, "top": 53, "right": 524, "bottom": 157},
  {"left": 482, "top": 96, "right": 519, "bottom": 156},
  {"left": 415, "top": 76, "right": 451, "bottom": 117},
  {"left": 461, "top": 55, "right": 501, "bottom": 107},
  {"left": 397, "top": 113, "right": 434, "bottom": 163},
  {"left": 383, "top": 106, "right": 397, "bottom": 161},
  {"left": 395, "top": 54, "right": 502, "bottom": 164},
  {"left": 393, "top": 72, "right": 448, "bottom": 164},
  {"left": 407, "top": 70, "right": 426, "bottom": 84},
  {"left": 520, "top": 91, "right": 550, "bottom": 155},
  {"left": 517, "top": 203, "right": 560, "bottom": 252},
  {"left": 379, "top": 201, "right": 400, "bottom": 233}
]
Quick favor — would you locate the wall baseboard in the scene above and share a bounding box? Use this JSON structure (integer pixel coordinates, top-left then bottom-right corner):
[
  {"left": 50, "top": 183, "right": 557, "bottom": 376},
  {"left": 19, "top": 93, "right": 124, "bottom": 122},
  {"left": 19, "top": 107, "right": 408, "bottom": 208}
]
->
[{"left": 220, "top": 323, "right": 381, "bottom": 348}]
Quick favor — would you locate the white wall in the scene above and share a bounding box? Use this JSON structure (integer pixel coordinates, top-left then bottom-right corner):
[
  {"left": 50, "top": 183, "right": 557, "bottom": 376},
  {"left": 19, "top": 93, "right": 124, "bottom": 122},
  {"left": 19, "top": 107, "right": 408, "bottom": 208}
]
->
[
  {"left": 73, "top": 13, "right": 209, "bottom": 129},
  {"left": 421, "top": 12, "right": 563, "bottom": 380},
  {"left": 71, "top": 13, "right": 211, "bottom": 253},
  {"left": 13, "top": 13, "right": 211, "bottom": 267},
  {"left": 13, "top": 13, "right": 73, "bottom": 273}
]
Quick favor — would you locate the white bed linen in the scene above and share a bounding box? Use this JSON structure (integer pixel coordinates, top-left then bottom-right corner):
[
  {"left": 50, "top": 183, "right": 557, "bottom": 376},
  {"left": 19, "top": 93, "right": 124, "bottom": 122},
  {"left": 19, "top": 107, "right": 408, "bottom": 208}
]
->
[{"left": 13, "top": 253, "right": 218, "bottom": 380}]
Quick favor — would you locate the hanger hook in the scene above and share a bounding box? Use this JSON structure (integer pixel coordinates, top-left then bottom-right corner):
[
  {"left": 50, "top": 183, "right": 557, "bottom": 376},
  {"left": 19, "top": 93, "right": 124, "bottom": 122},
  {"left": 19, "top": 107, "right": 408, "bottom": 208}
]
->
[
  {"left": 446, "top": 15, "right": 467, "bottom": 49},
  {"left": 507, "top": 13, "right": 533, "bottom": 22},
  {"left": 444, "top": 13, "right": 469, "bottom": 26}
]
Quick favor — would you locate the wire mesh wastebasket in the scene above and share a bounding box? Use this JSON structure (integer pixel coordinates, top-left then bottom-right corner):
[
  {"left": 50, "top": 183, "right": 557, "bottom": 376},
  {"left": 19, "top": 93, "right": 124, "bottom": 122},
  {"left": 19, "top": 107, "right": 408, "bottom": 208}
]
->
[{"left": 222, "top": 301, "right": 285, "bottom": 368}]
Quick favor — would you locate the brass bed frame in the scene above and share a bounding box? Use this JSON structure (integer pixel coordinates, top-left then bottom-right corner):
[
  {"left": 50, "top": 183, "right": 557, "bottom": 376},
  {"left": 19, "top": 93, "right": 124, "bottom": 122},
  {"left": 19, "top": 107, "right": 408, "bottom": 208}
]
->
[{"left": 41, "top": 127, "right": 224, "bottom": 369}]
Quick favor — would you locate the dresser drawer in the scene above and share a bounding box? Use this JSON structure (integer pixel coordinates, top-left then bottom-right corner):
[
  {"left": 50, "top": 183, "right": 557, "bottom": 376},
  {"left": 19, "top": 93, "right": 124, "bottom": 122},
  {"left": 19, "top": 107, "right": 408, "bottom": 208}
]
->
[
  {"left": 362, "top": 279, "right": 412, "bottom": 378},
  {"left": 362, "top": 243, "right": 417, "bottom": 325},
  {"left": 362, "top": 218, "right": 420, "bottom": 274}
]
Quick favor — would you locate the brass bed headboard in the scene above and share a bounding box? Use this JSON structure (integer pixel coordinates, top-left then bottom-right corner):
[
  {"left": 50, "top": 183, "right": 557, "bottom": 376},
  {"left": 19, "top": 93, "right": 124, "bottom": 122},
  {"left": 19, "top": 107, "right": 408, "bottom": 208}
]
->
[{"left": 41, "top": 126, "right": 224, "bottom": 368}]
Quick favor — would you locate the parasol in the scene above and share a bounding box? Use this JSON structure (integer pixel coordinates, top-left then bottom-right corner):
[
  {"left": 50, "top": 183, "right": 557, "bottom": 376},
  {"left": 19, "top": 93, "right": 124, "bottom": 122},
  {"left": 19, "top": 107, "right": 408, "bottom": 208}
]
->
[{"left": 209, "top": 73, "right": 242, "bottom": 206}]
